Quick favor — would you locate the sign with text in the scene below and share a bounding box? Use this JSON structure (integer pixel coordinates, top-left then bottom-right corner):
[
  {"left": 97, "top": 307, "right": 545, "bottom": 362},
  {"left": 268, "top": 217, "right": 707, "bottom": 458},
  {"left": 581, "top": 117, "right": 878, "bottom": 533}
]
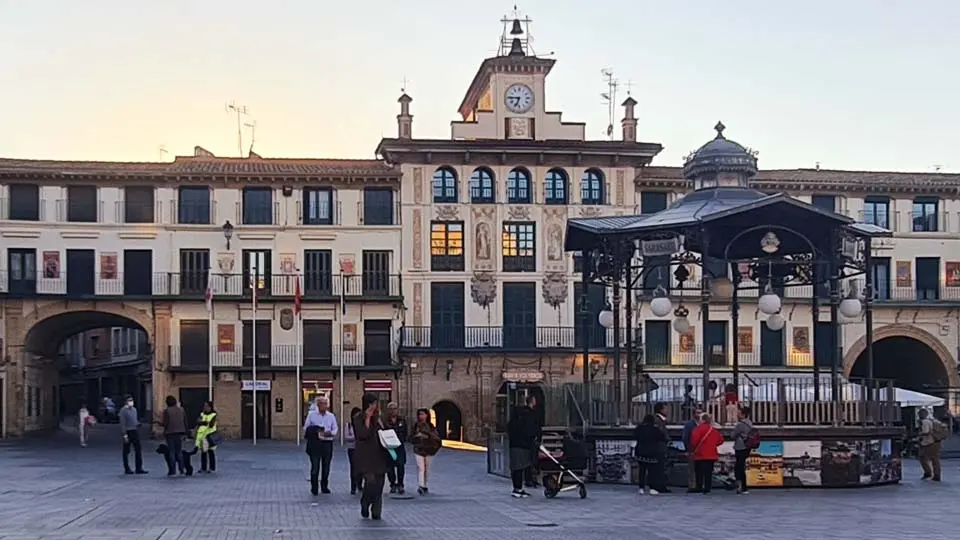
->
[
  {"left": 640, "top": 237, "right": 680, "bottom": 257},
  {"left": 241, "top": 380, "right": 271, "bottom": 392}
]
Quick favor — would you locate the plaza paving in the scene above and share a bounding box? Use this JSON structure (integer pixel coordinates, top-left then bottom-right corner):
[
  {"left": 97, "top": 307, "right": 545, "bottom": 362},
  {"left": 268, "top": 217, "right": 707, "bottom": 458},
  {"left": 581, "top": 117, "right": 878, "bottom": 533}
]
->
[{"left": 0, "top": 427, "right": 957, "bottom": 540}]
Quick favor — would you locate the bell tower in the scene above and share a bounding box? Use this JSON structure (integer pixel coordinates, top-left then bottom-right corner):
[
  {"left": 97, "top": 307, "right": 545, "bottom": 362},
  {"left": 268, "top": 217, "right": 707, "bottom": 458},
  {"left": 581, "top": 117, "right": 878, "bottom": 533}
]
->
[{"left": 397, "top": 93, "right": 413, "bottom": 140}]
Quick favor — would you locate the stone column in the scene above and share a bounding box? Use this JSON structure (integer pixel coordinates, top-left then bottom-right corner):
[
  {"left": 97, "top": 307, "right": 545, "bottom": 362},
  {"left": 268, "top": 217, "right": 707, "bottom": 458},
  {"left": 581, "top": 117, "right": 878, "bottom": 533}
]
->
[
  {"left": 151, "top": 303, "right": 173, "bottom": 438},
  {"left": 3, "top": 301, "right": 26, "bottom": 437}
]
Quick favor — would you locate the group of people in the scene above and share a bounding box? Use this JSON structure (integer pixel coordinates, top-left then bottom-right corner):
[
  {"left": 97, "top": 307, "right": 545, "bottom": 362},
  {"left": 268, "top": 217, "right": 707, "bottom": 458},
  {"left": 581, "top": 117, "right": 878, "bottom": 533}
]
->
[
  {"left": 633, "top": 403, "right": 759, "bottom": 495},
  {"left": 82, "top": 394, "right": 220, "bottom": 477},
  {"left": 302, "top": 393, "right": 443, "bottom": 520}
]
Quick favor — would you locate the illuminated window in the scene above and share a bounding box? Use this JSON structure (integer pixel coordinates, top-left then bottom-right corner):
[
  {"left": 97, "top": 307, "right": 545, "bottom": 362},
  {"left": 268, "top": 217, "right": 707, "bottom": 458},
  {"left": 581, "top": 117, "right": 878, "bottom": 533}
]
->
[
  {"left": 502, "top": 221, "right": 536, "bottom": 272},
  {"left": 507, "top": 168, "right": 531, "bottom": 204},
  {"left": 430, "top": 221, "right": 464, "bottom": 271}
]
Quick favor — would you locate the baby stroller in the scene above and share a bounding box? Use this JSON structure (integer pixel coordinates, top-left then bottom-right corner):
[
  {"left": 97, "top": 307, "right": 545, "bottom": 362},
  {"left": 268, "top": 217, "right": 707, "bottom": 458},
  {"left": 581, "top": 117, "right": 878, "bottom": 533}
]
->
[{"left": 537, "top": 437, "right": 588, "bottom": 499}]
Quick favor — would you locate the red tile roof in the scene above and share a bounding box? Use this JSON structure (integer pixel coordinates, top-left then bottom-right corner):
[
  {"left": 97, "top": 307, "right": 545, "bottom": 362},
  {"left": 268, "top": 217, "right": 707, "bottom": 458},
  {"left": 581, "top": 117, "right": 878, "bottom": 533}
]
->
[{"left": 642, "top": 166, "right": 960, "bottom": 191}]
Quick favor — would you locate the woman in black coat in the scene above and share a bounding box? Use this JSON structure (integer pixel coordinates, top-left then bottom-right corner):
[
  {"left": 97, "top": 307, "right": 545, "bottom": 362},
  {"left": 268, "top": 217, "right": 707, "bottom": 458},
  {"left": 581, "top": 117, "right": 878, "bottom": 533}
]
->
[
  {"left": 633, "top": 414, "right": 668, "bottom": 495},
  {"left": 352, "top": 392, "right": 392, "bottom": 520}
]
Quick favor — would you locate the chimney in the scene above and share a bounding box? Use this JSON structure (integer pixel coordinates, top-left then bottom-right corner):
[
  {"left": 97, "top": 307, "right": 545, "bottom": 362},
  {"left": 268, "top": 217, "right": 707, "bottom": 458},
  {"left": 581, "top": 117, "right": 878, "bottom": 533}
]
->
[
  {"left": 621, "top": 97, "right": 638, "bottom": 142},
  {"left": 397, "top": 93, "right": 413, "bottom": 139}
]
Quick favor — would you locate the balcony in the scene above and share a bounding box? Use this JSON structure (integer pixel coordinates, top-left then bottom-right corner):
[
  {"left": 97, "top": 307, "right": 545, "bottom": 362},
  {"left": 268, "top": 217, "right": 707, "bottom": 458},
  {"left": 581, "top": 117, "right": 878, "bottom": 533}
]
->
[
  {"left": 115, "top": 200, "right": 160, "bottom": 224},
  {"left": 0, "top": 271, "right": 402, "bottom": 301},
  {"left": 847, "top": 278, "right": 960, "bottom": 303},
  {"left": 56, "top": 199, "right": 103, "bottom": 223},
  {"left": 358, "top": 200, "right": 401, "bottom": 226},
  {"left": 645, "top": 344, "right": 816, "bottom": 369},
  {"left": 236, "top": 201, "right": 280, "bottom": 225},
  {"left": 170, "top": 199, "right": 217, "bottom": 225},
  {"left": 400, "top": 326, "right": 631, "bottom": 353},
  {"left": 0, "top": 197, "right": 46, "bottom": 221},
  {"left": 168, "top": 344, "right": 398, "bottom": 370}
]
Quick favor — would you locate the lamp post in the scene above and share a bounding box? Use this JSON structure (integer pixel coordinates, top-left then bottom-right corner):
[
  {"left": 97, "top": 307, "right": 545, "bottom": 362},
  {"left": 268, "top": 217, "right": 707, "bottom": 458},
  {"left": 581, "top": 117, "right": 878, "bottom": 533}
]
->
[{"left": 222, "top": 220, "right": 235, "bottom": 250}]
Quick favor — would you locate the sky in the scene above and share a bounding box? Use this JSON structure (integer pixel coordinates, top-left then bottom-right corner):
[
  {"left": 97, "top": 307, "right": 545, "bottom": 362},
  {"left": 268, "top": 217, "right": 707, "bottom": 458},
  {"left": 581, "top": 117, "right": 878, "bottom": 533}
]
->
[{"left": 1, "top": 1, "right": 957, "bottom": 172}]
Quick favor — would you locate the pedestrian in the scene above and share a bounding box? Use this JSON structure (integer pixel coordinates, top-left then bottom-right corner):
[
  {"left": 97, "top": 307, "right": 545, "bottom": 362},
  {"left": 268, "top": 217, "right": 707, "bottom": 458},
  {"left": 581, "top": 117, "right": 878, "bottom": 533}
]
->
[
  {"left": 352, "top": 392, "right": 391, "bottom": 520},
  {"left": 681, "top": 406, "right": 703, "bottom": 493},
  {"left": 196, "top": 401, "right": 219, "bottom": 473},
  {"left": 523, "top": 395, "right": 543, "bottom": 488},
  {"left": 160, "top": 395, "right": 187, "bottom": 477},
  {"left": 411, "top": 407, "right": 442, "bottom": 495},
  {"left": 383, "top": 402, "right": 409, "bottom": 494},
  {"left": 78, "top": 403, "right": 94, "bottom": 447},
  {"left": 119, "top": 395, "right": 147, "bottom": 475},
  {"left": 507, "top": 395, "right": 539, "bottom": 498},
  {"left": 731, "top": 406, "right": 756, "bottom": 494},
  {"left": 650, "top": 402, "right": 671, "bottom": 493},
  {"left": 723, "top": 383, "right": 739, "bottom": 425},
  {"left": 917, "top": 408, "right": 944, "bottom": 482},
  {"left": 345, "top": 407, "right": 364, "bottom": 495},
  {"left": 633, "top": 414, "right": 667, "bottom": 495},
  {"left": 302, "top": 396, "right": 338, "bottom": 495},
  {"left": 690, "top": 413, "right": 724, "bottom": 494}
]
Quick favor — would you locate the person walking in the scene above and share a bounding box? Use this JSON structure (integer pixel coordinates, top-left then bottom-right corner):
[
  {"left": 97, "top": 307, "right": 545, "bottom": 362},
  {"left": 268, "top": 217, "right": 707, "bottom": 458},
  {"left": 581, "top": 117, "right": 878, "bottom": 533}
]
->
[
  {"left": 303, "top": 396, "right": 338, "bottom": 494},
  {"left": 918, "top": 408, "right": 944, "bottom": 482},
  {"left": 633, "top": 414, "right": 668, "bottom": 495},
  {"left": 650, "top": 402, "right": 671, "bottom": 493},
  {"left": 690, "top": 413, "right": 724, "bottom": 494},
  {"left": 119, "top": 395, "right": 147, "bottom": 475},
  {"left": 160, "top": 396, "right": 187, "bottom": 477},
  {"left": 78, "top": 403, "right": 93, "bottom": 447},
  {"left": 681, "top": 406, "right": 702, "bottom": 493},
  {"left": 507, "top": 396, "right": 539, "bottom": 498},
  {"left": 523, "top": 395, "right": 543, "bottom": 488},
  {"left": 353, "top": 392, "right": 391, "bottom": 520},
  {"left": 383, "top": 402, "right": 409, "bottom": 494},
  {"left": 411, "top": 407, "right": 442, "bottom": 495},
  {"left": 345, "top": 407, "right": 364, "bottom": 495},
  {"left": 196, "top": 401, "right": 219, "bottom": 473},
  {"left": 731, "top": 406, "right": 755, "bottom": 494}
]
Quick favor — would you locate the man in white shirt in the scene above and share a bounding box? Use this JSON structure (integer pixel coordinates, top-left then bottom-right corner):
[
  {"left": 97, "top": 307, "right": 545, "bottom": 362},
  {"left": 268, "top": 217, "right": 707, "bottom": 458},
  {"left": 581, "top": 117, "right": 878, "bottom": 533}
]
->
[{"left": 303, "top": 396, "right": 338, "bottom": 494}]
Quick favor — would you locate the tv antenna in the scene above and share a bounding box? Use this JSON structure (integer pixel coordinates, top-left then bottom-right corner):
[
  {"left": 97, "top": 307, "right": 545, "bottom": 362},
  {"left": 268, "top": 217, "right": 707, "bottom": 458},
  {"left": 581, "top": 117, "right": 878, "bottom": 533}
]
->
[
  {"left": 600, "top": 69, "right": 619, "bottom": 140},
  {"left": 225, "top": 101, "right": 250, "bottom": 157},
  {"left": 158, "top": 145, "right": 168, "bottom": 161},
  {"left": 244, "top": 121, "right": 258, "bottom": 156}
]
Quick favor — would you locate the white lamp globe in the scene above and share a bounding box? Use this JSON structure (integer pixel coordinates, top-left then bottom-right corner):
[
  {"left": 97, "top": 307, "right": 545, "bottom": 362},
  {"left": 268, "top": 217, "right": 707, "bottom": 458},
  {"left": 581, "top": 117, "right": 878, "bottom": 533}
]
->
[
  {"left": 766, "top": 313, "right": 786, "bottom": 331},
  {"left": 839, "top": 297, "right": 863, "bottom": 318},
  {"left": 673, "top": 316, "right": 691, "bottom": 334},
  {"left": 598, "top": 309, "right": 614, "bottom": 329},
  {"left": 650, "top": 296, "right": 673, "bottom": 318},
  {"left": 758, "top": 291, "right": 782, "bottom": 315}
]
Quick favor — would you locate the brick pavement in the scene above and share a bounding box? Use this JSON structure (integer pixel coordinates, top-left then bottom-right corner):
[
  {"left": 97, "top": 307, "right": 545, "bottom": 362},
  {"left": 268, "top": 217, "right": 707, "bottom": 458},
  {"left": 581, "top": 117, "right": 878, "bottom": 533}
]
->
[{"left": 0, "top": 426, "right": 957, "bottom": 540}]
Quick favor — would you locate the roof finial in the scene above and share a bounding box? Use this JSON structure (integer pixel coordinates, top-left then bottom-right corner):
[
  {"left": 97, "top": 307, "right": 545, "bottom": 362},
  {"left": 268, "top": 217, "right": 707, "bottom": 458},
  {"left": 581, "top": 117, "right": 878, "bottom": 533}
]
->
[{"left": 714, "top": 121, "right": 726, "bottom": 139}]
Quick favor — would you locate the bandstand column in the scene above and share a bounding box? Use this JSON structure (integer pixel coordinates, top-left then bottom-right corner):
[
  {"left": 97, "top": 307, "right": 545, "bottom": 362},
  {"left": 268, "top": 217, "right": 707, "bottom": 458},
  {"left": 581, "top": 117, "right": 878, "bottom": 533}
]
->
[
  {"left": 700, "top": 230, "right": 712, "bottom": 404},
  {"left": 612, "top": 281, "right": 622, "bottom": 425},
  {"left": 864, "top": 236, "right": 876, "bottom": 399},
  {"left": 811, "top": 262, "right": 821, "bottom": 402},
  {"left": 829, "top": 236, "right": 843, "bottom": 416},
  {"left": 579, "top": 250, "right": 592, "bottom": 426},
  {"left": 731, "top": 267, "right": 741, "bottom": 389},
  {"left": 624, "top": 269, "right": 634, "bottom": 423}
]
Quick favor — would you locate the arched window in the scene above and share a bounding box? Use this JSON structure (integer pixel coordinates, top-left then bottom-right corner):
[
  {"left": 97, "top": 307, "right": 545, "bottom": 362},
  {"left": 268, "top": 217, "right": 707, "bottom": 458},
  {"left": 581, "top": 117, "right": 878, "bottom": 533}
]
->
[
  {"left": 432, "top": 167, "right": 458, "bottom": 203},
  {"left": 469, "top": 167, "right": 495, "bottom": 203},
  {"left": 544, "top": 168, "right": 568, "bottom": 205},
  {"left": 506, "top": 167, "right": 532, "bottom": 204},
  {"left": 580, "top": 169, "right": 605, "bottom": 205}
]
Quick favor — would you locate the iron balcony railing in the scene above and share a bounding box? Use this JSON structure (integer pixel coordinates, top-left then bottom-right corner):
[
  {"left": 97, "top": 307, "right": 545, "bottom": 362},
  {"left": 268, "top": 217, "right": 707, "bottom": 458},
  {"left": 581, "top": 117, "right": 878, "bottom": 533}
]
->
[
  {"left": 399, "top": 326, "right": 635, "bottom": 352},
  {"left": 168, "top": 344, "right": 398, "bottom": 369},
  {"left": 0, "top": 271, "right": 402, "bottom": 300}
]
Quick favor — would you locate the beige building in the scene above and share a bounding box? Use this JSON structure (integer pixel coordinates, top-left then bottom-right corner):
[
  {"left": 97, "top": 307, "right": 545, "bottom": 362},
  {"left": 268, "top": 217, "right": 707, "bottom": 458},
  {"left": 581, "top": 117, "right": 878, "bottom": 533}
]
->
[{"left": 0, "top": 151, "right": 404, "bottom": 438}]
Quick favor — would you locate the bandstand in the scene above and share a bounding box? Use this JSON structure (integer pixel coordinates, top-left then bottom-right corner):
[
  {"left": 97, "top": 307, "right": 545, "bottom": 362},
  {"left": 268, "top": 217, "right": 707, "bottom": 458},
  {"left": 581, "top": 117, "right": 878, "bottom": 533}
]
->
[{"left": 544, "top": 123, "right": 904, "bottom": 488}]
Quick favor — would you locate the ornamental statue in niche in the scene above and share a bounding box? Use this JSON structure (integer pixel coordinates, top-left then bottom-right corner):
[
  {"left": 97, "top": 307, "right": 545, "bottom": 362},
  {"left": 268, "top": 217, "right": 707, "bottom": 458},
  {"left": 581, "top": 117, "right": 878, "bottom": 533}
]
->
[
  {"left": 546, "top": 223, "right": 563, "bottom": 261},
  {"left": 475, "top": 222, "right": 492, "bottom": 261}
]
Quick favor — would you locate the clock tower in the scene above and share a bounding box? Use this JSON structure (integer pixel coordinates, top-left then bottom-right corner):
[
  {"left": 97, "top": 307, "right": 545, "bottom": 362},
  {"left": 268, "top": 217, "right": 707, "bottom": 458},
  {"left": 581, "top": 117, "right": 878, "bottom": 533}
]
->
[{"left": 451, "top": 12, "right": 586, "bottom": 142}]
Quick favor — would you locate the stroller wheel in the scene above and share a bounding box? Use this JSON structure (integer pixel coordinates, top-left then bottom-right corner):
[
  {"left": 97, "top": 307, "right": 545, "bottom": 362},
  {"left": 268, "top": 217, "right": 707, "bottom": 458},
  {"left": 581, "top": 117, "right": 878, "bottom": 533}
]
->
[
  {"left": 544, "top": 488, "right": 558, "bottom": 499},
  {"left": 578, "top": 484, "right": 587, "bottom": 499}
]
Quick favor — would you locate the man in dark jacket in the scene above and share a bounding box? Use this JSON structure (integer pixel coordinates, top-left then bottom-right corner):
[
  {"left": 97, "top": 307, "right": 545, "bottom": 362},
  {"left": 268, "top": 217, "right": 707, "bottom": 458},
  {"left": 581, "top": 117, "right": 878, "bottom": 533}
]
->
[
  {"left": 681, "top": 406, "right": 703, "bottom": 492},
  {"left": 384, "top": 402, "right": 409, "bottom": 494},
  {"left": 352, "top": 393, "right": 390, "bottom": 520},
  {"left": 160, "top": 396, "right": 187, "bottom": 477},
  {"left": 649, "top": 402, "right": 671, "bottom": 493},
  {"left": 507, "top": 396, "right": 540, "bottom": 498},
  {"left": 523, "top": 395, "right": 542, "bottom": 488}
]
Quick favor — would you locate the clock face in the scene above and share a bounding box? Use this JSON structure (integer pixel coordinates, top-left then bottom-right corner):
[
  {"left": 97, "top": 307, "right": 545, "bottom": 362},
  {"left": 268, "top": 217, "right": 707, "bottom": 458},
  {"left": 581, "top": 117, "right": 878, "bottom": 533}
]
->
[{"left": 504, "top": 84, "right": 534, "bottom": 113}]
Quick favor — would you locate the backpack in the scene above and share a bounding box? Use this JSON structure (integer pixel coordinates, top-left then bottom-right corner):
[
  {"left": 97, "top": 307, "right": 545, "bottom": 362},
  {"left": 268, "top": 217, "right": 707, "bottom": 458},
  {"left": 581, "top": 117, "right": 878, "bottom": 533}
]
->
[
  {"left": 931, "top": 419, "right": 949, "bottom": 443},
  {"left": 744, "top": 428, "right": 761, "bottom": 450}
]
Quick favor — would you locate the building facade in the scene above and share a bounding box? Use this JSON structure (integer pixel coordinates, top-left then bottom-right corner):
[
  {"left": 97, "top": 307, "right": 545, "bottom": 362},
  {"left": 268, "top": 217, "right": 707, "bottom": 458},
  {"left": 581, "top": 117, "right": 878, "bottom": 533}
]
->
[{"left": 0, "top": 151, "right": 404, "bottom": 438}]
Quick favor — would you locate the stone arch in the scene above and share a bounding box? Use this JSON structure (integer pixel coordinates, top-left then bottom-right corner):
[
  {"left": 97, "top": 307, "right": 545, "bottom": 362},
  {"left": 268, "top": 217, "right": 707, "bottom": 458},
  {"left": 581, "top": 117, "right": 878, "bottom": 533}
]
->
[
  {"left": 843, "top": 323, "right": 960, "bottom": 389},
  {"left": 21, "top": 301, "right": 155, "bottom": 358},
  {"left": 431, "top": 399, "right": 464, "bottom": 441}
]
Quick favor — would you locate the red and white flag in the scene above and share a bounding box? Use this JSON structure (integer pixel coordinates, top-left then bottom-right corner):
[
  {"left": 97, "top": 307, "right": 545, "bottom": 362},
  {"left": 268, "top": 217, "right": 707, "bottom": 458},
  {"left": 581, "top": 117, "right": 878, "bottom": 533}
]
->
[
  {"left": 204, "top": 267, "right": 214, "bottom": 313},
  {"left": 294, "top": 275, "right": 302, "bottom": 317}
]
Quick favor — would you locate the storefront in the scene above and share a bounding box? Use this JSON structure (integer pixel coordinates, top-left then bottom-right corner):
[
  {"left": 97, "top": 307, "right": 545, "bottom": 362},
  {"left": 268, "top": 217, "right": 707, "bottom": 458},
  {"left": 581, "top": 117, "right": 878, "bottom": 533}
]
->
[{"left": 301, "top": 379, "right": 334, "bottom": 419}]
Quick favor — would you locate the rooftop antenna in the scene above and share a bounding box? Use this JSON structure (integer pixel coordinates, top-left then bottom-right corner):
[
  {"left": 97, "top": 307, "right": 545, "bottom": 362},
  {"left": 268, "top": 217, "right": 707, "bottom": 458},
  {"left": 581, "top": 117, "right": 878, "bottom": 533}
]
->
[
  {"left": 401, "top": 75, "right": 408, "bottom": 93},
  {"left": 225, "top": 101, "right": 250, "bottom": 157},
  {"left": 600, "top": 68, "right": 619, "bottom": 140},
  {"left": 158, "top": 145, "right": 168, "bottom": 161},
  {"left": 934, "top": 164, "right": 942, "bottom": 173},
  {"left": 244, "top": 120, "right": 257, "bottom": 156},
  {"left": 499, "top": 5, "right": 535, "bottom": 57}
]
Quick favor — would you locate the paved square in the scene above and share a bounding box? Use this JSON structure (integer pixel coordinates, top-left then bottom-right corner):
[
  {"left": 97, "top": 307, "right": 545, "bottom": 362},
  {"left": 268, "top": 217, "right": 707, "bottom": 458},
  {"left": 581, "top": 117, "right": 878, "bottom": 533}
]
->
[{"left": 0, "top": 428, "right": 956, "bottom": 539}]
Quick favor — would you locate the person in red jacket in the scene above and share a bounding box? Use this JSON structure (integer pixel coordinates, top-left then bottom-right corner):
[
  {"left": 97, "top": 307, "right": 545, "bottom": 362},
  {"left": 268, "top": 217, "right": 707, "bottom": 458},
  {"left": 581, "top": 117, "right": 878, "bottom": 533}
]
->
[{"left": 689, "top": 413, "right": 725, "bottom": 494}]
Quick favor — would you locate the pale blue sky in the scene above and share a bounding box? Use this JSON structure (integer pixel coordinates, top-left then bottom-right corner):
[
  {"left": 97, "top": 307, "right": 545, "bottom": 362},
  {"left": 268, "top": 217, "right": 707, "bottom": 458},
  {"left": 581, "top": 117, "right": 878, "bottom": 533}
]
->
[{"left": 1, "top": 1, "right": 957, "bottom": 171}]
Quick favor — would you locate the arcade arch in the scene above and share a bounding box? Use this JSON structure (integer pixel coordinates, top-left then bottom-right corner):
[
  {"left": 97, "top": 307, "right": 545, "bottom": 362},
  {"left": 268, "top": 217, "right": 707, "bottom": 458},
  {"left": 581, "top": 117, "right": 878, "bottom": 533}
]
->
[{"left": 844, "top": 324, "right": 959, "bottom": 392}]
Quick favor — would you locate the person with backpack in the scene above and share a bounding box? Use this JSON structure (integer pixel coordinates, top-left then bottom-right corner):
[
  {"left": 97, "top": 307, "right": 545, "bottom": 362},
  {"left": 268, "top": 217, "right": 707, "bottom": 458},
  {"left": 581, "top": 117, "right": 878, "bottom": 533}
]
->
[
  {"left": 731, "top": 406, "right": 759, "bottom": 494},
  {"left": 918, "top": 408, "right": 944, "bottom": 482}
]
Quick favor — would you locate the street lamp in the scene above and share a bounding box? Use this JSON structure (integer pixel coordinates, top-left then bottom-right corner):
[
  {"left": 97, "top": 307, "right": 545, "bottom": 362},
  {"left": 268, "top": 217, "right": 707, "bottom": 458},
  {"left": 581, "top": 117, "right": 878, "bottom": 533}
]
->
[
  {"left": 598, "top": 306, "right": 614, "bottom": 329},
  {"left": 222, "top": 220, "right": 235, "bottom": 249},
  {"left": 649, "top": 285, "right": 673, "bottom": 317},
  {"left": 758, "top": 285, "right": 782, "bottom": 315},
  {"left": 672, "top": 305, "right": 691, "bottom": 334},
  {"left": 839, "top": 288, "right": 863, "bottom": 318},
  {"left": 766, "top": 312, "right": 786, "bottom": 331}
]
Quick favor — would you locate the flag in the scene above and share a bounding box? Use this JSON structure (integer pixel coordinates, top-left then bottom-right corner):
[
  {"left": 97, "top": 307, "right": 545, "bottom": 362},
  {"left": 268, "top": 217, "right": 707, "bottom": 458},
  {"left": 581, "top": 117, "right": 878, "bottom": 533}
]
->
[
  {"left": 204, "top": 267, "right": 213, "bottom": 313},
  {"left": 294, "top": 275, "right": 302, "bottom": 317}
]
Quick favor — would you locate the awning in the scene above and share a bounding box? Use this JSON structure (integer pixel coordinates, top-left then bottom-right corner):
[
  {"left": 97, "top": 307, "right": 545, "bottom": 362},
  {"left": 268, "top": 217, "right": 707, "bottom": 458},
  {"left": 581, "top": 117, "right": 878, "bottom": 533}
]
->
[
  {"left": 364, "top": 380, "right": 393, "bottom": 392},
  {"left": 302, "top": 380, "right": 334, "bottom": 391}
]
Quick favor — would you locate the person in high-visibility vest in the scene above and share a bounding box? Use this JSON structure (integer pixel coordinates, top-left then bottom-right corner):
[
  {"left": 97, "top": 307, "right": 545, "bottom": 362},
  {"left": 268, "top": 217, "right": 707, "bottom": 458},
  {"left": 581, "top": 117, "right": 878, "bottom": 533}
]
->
[{"left": 196, "top": 401, "right": 219, "bottom": 473}]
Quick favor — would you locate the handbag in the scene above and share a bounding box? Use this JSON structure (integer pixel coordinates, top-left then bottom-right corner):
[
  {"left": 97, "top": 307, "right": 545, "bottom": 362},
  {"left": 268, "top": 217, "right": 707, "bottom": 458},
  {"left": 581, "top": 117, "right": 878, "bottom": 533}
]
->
[
  {"left": 378, "top": 428, "right": 402, "bottom": 449},
  {"left": 207, "top": 432, "right": 224, "bottom": 447}
]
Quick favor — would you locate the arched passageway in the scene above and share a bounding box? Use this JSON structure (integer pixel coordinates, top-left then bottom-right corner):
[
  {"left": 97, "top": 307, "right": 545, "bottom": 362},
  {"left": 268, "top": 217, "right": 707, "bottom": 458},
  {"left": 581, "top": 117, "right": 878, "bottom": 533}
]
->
[
  {"left": 850, "top": 336, "right": 951, "bottom": 392},
  {"left": 432, "top": 400, "right": 463, "bottom": 441},
  {"left": 24, "top": 310, "right": 149, "bottom": 358}
]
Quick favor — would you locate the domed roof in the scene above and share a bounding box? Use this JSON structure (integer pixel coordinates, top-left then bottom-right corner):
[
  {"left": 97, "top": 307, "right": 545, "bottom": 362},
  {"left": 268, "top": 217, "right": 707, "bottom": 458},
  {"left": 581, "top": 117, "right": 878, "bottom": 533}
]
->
[{"left": 682, "top": 121, "right": 758, "bottom": 181}]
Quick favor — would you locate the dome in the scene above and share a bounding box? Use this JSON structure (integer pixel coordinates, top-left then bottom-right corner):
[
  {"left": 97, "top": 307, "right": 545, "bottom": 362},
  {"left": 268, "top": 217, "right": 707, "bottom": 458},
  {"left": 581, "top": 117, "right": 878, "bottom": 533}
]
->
[{"left": 683, "top": 122, "right": 759, "bottom": 190}]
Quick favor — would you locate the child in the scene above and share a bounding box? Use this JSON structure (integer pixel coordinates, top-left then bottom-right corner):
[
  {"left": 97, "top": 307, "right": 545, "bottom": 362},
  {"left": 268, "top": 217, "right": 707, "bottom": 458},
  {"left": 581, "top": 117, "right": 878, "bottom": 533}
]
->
[{"left": 724, "top": 384, "right": 739, "bottom": 426}]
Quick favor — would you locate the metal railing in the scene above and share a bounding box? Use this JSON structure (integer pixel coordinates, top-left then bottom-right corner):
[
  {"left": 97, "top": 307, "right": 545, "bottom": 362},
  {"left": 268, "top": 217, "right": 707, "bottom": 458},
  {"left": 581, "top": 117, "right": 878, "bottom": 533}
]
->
[
  {"left": 168, "top": 344, "right": 398, "bottom": 369},
  {"left": 0, "top": 197, "right": 45, "bottom": 221},
  {"left": 170, "top": 199, "right": 218, "bottom": 225},
  {"left": 399, "top": 326, "right": 632, "bottom": 351},
  {"left": 358, "top": 200, "right": 401, "bottom": 226}
]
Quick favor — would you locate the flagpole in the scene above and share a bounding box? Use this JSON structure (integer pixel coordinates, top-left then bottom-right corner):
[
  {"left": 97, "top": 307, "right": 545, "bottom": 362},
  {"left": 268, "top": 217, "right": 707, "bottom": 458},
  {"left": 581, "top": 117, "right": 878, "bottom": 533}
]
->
[
  {"left": 295, "top": 272, "right": 302, "bottom": 447},
  {"left": 339, "top": 277, "right": 345, "bottom": 446},
  {"left": 206, "top": 266, "right": 214, "bottom": 402},
  {"left": 252, "top": 263, "right": 258, "bottom": 446}
]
